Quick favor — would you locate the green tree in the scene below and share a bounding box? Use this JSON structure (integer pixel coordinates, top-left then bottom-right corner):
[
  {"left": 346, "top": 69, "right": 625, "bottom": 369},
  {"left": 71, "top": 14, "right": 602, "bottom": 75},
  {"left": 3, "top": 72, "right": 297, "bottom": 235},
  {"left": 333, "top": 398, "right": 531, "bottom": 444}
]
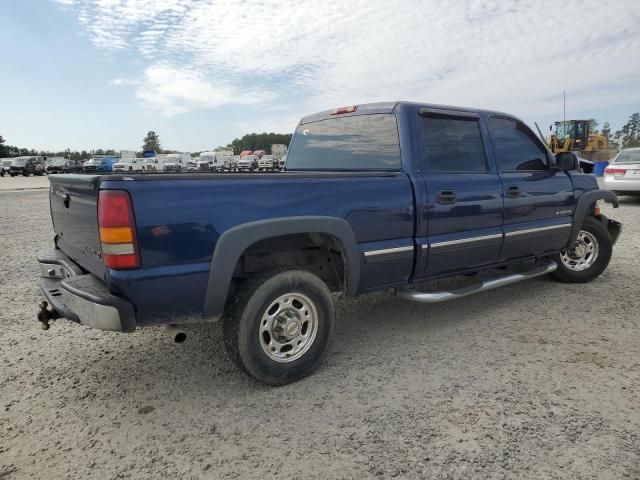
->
[
  {"left": 588, "top": 118, "right": 598, "bottom": 134},
  {"left": 142, "top": 131, "right": 161, "bottom": 152},
  {"left": 0, "top": 135, "right": 6, "bottom": 157},
  {"left": 228, "top": 132, "right": 292, "bottom": 155},
  {"left": 600, "top": 122, "right": 611, "bottom": 140},
  {"left": 619, "top": 113, "right": 640, "bottom": 148}
]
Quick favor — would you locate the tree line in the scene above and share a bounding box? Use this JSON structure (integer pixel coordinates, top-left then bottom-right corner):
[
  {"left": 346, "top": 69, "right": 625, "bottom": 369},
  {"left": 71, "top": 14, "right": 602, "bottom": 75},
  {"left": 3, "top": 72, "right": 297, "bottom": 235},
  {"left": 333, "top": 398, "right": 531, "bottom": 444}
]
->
[
  {"left": 0, "top": 130, "right": 293, "bottom": 161},
  {"left": 587, "top": 114, "right": 640, "bottom": 148}
]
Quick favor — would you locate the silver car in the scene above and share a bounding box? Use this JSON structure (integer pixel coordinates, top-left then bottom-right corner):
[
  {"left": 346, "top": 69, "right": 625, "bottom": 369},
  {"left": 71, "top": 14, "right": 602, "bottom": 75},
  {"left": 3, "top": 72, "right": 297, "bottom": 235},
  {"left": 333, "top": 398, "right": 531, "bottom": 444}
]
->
[{"left": 603, "top": 148, "right": 640, "bottom": 196}]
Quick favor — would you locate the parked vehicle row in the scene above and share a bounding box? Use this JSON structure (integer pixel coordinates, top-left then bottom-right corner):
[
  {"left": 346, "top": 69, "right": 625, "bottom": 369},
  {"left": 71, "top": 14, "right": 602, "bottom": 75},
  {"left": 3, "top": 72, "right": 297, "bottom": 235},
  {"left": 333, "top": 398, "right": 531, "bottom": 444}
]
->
[
  {"left": 8, "top": 156, "right": 46, "bottom": 176},
  {"left": 1, "top": 145, "right": 289, "bottom": 178}
]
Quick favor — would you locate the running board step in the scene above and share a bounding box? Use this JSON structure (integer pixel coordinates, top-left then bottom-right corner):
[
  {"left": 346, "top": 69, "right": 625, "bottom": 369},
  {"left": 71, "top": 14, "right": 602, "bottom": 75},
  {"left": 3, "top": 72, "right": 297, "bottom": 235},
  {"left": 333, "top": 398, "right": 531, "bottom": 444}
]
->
[{"left": 396, "top": 260, "right": 557, "bottom": 304}]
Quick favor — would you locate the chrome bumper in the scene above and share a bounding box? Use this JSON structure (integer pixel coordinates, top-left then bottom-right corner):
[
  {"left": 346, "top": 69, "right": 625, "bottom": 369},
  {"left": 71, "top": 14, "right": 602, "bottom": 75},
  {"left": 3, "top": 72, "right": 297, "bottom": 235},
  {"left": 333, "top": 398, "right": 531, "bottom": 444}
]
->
[{"left": 37, "top": 250, "right": 136, "bottom": 332}]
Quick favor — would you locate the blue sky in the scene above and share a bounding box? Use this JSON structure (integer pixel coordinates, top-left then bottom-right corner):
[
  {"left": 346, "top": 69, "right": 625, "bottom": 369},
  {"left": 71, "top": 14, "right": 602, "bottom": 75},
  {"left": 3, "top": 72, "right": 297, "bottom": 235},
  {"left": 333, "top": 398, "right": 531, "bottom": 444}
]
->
[{"left": 1, "top": 0, "right": 639, "bottom": 152}]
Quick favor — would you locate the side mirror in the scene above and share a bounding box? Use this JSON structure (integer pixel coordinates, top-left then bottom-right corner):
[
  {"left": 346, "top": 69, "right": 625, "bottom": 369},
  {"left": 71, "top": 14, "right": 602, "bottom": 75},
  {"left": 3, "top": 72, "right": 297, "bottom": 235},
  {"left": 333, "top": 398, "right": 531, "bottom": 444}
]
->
[{"left": 556, "top": 151, "right": 580, "bottom": 172}]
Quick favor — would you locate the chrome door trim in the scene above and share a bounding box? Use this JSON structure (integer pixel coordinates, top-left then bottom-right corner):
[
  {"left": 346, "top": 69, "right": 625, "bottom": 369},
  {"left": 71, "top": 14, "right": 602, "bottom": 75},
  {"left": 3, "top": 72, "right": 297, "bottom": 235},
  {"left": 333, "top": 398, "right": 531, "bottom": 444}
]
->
[
  {"left": 364, "top": 245, "right": 414, "bottom": 258},
  {"left": 430, "top": 233, "right": 503, "bottom": 249},
  {"left": 506, "top": 223, "right": 572, "bottom": 237}
]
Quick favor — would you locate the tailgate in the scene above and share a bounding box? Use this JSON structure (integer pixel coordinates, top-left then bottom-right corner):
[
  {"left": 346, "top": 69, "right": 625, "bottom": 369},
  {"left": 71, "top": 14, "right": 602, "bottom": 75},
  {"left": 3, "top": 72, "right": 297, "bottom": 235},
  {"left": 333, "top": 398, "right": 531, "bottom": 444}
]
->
[{"left": 49, "top": 174, "right": 106, "bottom": 279}]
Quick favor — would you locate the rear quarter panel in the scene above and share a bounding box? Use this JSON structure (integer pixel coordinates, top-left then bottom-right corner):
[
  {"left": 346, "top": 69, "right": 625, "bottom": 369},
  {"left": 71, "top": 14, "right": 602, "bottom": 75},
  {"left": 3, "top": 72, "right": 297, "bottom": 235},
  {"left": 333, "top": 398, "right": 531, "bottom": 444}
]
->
[{"left": 102, "top": 173, "right": 414, "bottom": 323}]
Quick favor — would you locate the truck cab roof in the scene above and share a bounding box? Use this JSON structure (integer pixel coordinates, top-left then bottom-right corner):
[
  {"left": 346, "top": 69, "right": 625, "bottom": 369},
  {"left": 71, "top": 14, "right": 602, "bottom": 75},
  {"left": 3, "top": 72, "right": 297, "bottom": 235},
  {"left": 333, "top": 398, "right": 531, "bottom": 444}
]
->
[{"left": 299, "top": 101, "right": 516, "bottom": 125}]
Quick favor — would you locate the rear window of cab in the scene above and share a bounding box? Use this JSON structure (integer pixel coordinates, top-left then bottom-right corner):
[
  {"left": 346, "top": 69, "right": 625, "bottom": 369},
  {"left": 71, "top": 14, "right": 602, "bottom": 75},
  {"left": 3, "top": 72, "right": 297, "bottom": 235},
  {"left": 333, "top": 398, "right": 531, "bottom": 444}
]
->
[{"left": 286, "top": 114, "right": 401, "bottom": 171}]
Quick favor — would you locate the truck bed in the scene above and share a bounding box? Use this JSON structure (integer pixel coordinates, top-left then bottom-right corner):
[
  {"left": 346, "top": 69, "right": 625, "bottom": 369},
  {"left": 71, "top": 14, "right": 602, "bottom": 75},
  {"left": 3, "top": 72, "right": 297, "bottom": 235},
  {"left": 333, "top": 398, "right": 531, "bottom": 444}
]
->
[{"left": 47, "top": 171, "right": 415, "bottom": 323}]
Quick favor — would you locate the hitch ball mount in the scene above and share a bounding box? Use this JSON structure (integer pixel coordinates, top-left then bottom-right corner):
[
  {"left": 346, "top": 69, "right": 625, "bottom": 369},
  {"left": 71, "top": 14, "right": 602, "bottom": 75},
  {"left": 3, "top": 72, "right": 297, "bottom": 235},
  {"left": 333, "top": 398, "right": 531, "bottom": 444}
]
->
[{"left": 37, "top": 300, "right": 60, "bottom": 330}]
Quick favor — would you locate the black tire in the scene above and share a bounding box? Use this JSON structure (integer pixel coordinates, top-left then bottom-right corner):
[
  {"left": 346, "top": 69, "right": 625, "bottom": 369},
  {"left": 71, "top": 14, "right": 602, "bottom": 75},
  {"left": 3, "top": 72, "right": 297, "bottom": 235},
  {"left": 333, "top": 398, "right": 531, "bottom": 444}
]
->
[
  {"left": 223, "top": 268, "right": 335, "bottom": 385},
  {"left": 551, "top": 216, "right": 612, "bottom": 283}
]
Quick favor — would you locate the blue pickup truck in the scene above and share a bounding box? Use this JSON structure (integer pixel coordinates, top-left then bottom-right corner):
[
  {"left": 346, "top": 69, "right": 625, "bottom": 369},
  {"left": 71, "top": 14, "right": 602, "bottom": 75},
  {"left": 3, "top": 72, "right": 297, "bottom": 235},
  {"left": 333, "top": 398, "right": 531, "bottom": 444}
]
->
[{"left": 38, "top": 102, "right": 621, "bottom": 384}]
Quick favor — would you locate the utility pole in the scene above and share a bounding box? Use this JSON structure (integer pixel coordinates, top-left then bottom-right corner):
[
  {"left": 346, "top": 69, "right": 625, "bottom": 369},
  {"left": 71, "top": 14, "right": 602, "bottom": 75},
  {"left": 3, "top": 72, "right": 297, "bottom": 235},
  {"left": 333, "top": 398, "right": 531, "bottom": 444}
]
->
[{"left": 563, "top": 90, "right": 566, "bottom": 124}]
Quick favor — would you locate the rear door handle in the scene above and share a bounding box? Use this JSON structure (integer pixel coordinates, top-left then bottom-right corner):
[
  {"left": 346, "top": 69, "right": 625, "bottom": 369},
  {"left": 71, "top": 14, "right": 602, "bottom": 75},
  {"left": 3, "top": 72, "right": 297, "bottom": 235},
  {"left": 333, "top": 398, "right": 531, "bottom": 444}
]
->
[
  {"left": 436, "top": 190, "right": 456, "bottom": 204},
  {"left": 505, "top": 185, "right": 521, "bottom": 198}
]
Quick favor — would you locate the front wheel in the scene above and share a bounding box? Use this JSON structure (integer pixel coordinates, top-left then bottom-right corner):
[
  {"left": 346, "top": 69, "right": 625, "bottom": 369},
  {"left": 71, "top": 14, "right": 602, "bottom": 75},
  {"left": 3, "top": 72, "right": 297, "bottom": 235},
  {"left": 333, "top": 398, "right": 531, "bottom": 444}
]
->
[
  {"left": 551, "top": 216, "right": 612, "bottom": 283},
  {"left": 223, "top": 268, "right": 335, "bottom": 385}
]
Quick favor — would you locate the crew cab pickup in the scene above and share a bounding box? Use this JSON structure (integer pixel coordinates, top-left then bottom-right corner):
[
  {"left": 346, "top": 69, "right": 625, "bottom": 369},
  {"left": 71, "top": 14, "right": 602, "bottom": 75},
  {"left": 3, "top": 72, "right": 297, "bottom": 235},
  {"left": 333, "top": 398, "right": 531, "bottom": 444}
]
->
[{"left": 38, "top": 102, "right": 621, "bottom": 385}]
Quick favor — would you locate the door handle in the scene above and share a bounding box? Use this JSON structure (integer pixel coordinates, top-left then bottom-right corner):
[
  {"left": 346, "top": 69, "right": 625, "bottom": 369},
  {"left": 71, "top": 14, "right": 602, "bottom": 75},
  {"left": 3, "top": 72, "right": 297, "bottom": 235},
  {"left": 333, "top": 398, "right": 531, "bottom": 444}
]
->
[
  {"left": 505, "top": 185, "right": 521, "bottom": 198},
  {"left": 436, "top": 190, "right": 456, "bottom": 204}
]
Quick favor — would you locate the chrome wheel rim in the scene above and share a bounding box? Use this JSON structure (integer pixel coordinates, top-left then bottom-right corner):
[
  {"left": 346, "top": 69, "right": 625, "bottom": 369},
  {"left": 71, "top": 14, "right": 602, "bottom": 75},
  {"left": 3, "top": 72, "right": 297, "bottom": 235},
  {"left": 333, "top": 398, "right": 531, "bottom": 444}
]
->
[
  {"left": 259, "top": 292, "right": 319, "bottom": 363},
  {"left": 560, "top": 230, "right": 599, "bottom": 271}
]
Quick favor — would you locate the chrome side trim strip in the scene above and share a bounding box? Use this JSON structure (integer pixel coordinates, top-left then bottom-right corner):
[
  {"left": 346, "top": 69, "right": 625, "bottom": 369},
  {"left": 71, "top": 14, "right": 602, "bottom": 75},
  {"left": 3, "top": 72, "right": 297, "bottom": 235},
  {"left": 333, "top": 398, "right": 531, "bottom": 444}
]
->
[
  {"left": 364, "top": 245, "right": 414, "bottom": 258},
  {"left": 430, "top": 233, "right": 503, "bottom": 249},
  {"left": 506, "top": 224, "right": 572, "bottom": 237}
]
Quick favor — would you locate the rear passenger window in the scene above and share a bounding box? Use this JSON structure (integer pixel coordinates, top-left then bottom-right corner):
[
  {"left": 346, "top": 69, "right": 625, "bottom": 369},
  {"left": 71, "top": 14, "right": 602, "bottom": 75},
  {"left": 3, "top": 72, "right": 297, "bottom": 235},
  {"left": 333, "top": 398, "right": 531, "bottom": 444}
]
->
[
  {"left": 423, "top": 116, "right": 487, "bottom": 172},
  {"left": 286, "top": 114, "right": 401, "bottom": 170},
  {"left": 488, "top": 117, "right": 549, "bottom": 171}
]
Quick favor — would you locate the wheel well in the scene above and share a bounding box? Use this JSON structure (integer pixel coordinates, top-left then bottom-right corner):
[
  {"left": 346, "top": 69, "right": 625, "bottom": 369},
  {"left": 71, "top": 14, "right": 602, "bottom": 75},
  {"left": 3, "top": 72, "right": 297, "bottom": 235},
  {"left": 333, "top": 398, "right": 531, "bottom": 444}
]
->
[{"left": 232, "top": 233, "right": 347, "bottom": 293}]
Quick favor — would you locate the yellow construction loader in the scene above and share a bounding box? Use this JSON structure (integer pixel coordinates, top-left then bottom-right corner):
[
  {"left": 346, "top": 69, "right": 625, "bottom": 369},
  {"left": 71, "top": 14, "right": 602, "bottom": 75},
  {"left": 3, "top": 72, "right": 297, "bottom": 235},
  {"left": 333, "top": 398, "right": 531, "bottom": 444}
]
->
[{"left": 548, "top": 120, "right": 615, "bottom": 160}]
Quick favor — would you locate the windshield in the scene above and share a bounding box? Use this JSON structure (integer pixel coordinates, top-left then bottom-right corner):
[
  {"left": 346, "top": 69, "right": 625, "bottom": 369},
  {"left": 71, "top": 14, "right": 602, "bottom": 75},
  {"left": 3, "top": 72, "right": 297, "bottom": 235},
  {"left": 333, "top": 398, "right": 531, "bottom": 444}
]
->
[
  {"left": 2, "top": 160, "right": 13, "bottom": 167},
  {"left": 286, "top": 114, "right": 401, "bottom": 171},
  {"left": 51, "top": 159, "right": 66, "bottom": 166},
  {"left": 199, "top": 155, "right": 213, "bottom": 162},
  {"left": 12, "top": 158, "right": 28, "bottom": 166},
  {"left": 614, "top": 150, "right": 640, "bottom": 164},
  {"left": 555, "top": 121, "right": 586, "bottom": 141}
]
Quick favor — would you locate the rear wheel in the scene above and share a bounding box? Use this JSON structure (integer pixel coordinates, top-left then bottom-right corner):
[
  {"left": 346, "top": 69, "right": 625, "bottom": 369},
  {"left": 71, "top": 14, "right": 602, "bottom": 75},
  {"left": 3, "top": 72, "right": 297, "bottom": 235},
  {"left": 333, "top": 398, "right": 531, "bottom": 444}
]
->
[
  {"left": 223, "top": 268, "right": 335, "bottom": 385},
  {"left": 551, "top": 216, "right": 612, "bottom": 283}
]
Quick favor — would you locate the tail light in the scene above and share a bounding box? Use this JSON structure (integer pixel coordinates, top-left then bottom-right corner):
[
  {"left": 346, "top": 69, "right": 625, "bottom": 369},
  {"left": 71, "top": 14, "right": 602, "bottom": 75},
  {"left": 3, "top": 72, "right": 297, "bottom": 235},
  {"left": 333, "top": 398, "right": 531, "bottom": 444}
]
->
[
  {"left": 98, "top": 190, "right": 140, "bottom": 269},
  {"left": 604, "top": 166, "right": 626, "bottom": 176}
]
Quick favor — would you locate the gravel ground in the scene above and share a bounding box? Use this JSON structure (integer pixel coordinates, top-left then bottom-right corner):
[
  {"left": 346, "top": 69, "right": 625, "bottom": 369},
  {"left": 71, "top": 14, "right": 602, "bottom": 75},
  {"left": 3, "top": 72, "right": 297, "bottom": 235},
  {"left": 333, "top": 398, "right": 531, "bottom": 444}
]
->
[{"left": 1, "top": 179, "right": 639, "bottom": 479}]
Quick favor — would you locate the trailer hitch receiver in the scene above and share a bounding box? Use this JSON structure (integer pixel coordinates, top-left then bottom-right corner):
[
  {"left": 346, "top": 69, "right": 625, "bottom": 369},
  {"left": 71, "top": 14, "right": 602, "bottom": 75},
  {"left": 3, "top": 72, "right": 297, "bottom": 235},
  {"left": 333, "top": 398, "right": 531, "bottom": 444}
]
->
[{"left": 37, "top": 300, "right": 60, "bottom": 330}]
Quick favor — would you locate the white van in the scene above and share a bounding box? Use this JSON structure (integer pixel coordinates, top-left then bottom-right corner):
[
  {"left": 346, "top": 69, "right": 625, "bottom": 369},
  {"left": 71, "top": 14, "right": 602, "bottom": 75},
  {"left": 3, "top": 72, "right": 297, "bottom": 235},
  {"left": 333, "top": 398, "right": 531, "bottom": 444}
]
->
[
  {"left": 113, "top": 151, "right": 144, "bottom": 172},
  {"left": 163, "top": 153, "right": 192, "bottom": 173},
  {"left": 198, "top": 149, "right": 234, "bottom": 172},
  {"left": 142, "top": 154, "right": 168, "bottom": 172}
]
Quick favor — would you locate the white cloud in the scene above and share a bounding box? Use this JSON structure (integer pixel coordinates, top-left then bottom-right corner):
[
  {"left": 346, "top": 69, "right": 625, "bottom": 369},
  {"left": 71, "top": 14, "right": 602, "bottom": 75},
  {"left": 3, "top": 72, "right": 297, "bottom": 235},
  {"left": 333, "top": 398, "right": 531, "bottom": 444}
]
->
[
  {"left": 135, "top": 65, "right": 274, "bottom": 116},
  {"left": 55, "top": 0, "right": 640, "bottom": 120}
]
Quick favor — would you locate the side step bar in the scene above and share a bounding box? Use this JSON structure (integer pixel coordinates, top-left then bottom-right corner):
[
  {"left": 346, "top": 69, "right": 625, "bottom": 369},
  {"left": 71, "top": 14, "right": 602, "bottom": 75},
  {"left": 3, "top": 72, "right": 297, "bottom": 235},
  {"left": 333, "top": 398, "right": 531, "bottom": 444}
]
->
[{"left": 396, "top": 260, "right": 557, "bottom": 304}]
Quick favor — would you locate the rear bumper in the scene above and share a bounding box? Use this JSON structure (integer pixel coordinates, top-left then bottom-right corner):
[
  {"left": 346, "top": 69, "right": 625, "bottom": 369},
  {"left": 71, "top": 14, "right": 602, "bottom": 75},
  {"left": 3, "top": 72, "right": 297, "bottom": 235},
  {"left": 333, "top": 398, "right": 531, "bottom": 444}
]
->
[
  {"left": 602, "top": 176, "right": 640, "bottom": 193},
  {"left": 38, "top": 249, "right": 136, "bottom": 332}
]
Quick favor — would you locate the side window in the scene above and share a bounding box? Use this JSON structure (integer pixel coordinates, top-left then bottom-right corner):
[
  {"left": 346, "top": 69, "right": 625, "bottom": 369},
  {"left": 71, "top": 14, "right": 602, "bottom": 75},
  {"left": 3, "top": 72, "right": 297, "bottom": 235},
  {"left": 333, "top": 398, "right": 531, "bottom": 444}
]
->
[
  {"left": 488, "top": 117, "right": 549, "bottom": 171},
  {"left": 286, "top": 114, "right": 401, "bottom": 170},
  {"left": 423, "top": 115, "right": 487, "bottom": 172}
]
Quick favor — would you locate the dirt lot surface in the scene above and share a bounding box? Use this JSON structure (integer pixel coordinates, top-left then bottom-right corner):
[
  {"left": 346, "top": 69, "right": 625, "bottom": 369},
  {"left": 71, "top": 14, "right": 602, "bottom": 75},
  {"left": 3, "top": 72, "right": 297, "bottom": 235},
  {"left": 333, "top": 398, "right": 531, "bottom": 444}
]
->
[
  {"left": 0, "top": 175, "right": 49, "bottom": 191},
  {"left": 1, "top": 177, "right": 639, "bottom": 479}
]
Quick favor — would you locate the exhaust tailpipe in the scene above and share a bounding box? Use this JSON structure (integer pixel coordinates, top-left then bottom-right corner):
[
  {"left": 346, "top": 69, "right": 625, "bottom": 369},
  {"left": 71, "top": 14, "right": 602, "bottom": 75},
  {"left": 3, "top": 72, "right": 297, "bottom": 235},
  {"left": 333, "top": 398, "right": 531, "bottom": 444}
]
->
[{"left": 165, "top": 324, "right": 187, "bottom": 343}]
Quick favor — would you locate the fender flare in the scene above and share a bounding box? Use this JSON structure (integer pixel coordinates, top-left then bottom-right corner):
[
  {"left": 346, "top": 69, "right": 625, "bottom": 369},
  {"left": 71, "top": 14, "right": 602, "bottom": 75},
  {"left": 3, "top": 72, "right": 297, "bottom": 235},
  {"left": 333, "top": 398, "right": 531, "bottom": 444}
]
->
[
  {"left": 202, "top": 216, "right": 361, "bottom": 319},
  {"left": 568, "top": 190, "right": 619, "bottom": 246}
]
